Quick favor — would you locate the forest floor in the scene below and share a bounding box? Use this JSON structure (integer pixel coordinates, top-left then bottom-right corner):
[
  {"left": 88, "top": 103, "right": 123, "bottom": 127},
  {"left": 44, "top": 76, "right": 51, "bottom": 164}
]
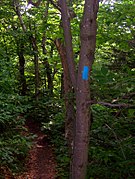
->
[{"left": 15, "top": 119, "right": 57, "bottom": 179}]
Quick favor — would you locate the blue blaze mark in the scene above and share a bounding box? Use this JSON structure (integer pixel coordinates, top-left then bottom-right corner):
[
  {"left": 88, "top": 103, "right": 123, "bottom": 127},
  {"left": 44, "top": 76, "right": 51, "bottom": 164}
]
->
[{"left": 82, "top": 66, "right": 89, "bottom": 80}]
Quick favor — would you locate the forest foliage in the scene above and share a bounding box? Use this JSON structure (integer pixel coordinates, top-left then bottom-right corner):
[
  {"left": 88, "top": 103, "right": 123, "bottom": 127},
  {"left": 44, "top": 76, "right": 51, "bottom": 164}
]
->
[{"left": 0, "top": 0, "right": 135, "bottom": 178}]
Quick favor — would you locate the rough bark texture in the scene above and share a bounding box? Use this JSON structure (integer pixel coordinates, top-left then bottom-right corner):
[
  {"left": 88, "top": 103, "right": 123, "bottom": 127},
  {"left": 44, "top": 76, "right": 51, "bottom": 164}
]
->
[
  {"left": 72, "top": 1, "right": 99, "bottom": 178},
  {"left": 55, "top": 39, "right": 74, "bottom": 155}
]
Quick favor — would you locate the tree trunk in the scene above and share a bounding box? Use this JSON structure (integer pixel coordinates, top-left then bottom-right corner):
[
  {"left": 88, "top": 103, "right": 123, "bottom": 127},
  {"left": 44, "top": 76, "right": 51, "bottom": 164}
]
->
[
  {"left": 44, "top": 59, "right": 53, "bottom": 96},
  {"left": 31, "top": 36, "right": 40, "bottom": 101},
  {"left": 59, "top": 0, "right": 77, "bottom": 91},
  {"left": 55, "top": 39, "right": 75, "bottom": 155},
  {"left": 72, "top": 1, "right": 99, "bottom": 178},
  {"left": 17, "top": 42, "right": 27, "bottom": 96},
  {"left": 59, "top": 0, "right": 99, "bottom": 178},
  {"left": 13, "top": 1, "right": 40, "bottom": 100}
]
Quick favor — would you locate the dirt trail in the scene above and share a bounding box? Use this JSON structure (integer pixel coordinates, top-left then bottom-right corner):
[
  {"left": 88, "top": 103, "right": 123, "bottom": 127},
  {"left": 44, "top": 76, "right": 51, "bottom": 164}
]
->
[{"left": 16, "top": 120, "right": 57, "bottom": 179}]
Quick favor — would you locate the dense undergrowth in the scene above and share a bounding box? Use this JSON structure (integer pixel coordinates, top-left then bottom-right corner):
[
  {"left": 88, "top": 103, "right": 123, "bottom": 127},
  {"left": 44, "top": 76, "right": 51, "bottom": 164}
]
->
[
  {"left": 87, "top": 105, "right": 135, "bottom": 179},
  {"left": 0, "top": 94, "right": 33, "bottom": 178},
  {"left": 43, "top": 113, "right": 70, "bottom": 178},
  {"left": 86, "top": 66, "right": 135, "bottom": 178},
  {"left": 0, "top": 0, "right": 134, "bottom": 178},
  {"left": 46, "top": 104, "right": 135, "bottom": 179},
  {"left": 41, "top": 66, "right": 135, "bottom": 178},
  {"left": 0, "top": 68, "right": 135, "bottom": 178}
]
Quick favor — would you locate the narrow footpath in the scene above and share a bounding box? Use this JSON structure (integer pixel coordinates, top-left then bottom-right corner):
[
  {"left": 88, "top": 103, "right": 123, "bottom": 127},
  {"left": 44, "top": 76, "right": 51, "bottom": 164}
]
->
[{"left": 16, "top": 120, "right": 57, "bottom": 179}]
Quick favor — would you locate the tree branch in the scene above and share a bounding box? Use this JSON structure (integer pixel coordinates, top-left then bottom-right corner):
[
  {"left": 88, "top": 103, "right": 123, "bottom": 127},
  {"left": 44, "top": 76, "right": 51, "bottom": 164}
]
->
[
  {"left": 49, "top": 0, "right": 61, "bottom": 11},
  {"left": 59, "top": 0, "right": 77, "bottom": 91},
  {"left": 13, "top": 0, "right": 27, "bottom": 32},
  {"left": 41, "top": 1, "right": 49, "bottom": 54},
  {"left": 122, "top": 92, "right": 135, "bottom": 99},
  {"left": 87, "top": 100, "right": 135, "bottom": 109},
  {"left": 105, "top": 124, "right": 126, "bottom": 160}
]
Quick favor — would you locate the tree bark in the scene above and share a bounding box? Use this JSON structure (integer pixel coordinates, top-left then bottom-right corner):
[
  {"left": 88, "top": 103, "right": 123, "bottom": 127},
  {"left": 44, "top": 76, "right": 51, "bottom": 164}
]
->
[
  {"left": 13, "top": 0, "right": 27, "bottom": 32},
  {"left": 17, "top": 42, "right": 27, "bottom": 96},
  {"left": 59, "top": 0, "right": 76, "bottom": 91},
  {"left": 59, "top": 0, "right": 99, "bottom": 178},
  {"left": 43, "top": 59, "right": 53, "bottom": 96},
  {"left": 55, "top": 39, "right": 75, "bottom": 155},
  {"left": 13, "top": 0, "right": 40, "bottom": 100},
  {"left": 72, "top": 1, "right": 99, "bottom": 178},
  {"left": 30, "top": 36, "right": 40, "bottom": 101}
]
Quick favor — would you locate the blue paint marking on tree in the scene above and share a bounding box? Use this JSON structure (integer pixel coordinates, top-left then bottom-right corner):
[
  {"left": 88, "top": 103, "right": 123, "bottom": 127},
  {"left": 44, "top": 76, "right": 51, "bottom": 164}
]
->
[{"left": 82, "top": 66, "right": 89, "bottom": 80}]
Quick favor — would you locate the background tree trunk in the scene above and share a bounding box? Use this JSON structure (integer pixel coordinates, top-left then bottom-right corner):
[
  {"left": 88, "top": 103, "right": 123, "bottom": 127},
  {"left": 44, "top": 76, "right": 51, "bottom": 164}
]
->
[
  {"left": 13, "top": 0, "right": 40, "bottom": 100},
  {"left": 30, "top": 36, "right": 40, "bottom": 101},
  {"left": 44, "top": 59, "right": 53, "bottom": 96},
  {"left": 17, "top": 42, "right": 27, "bottom": 96}
]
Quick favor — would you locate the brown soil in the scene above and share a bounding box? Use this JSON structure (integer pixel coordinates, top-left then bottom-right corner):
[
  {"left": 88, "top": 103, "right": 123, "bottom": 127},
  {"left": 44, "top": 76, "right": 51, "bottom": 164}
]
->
[{"left": 15, "top": 120, "right": 57, "bottom": 179}]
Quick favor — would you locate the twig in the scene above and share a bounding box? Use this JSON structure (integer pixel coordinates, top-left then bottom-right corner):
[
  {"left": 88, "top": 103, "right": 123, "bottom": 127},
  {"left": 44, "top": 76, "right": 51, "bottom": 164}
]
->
[
  {"left": 105, "top": 123, "right": 126, "bottom": 160},
  {"left": 87, "top": 100, "right": 135, "bottom": 109},
  {"left": 49, "top": 0, "right": 61, "bottom": 11},
  {"left": 122, "top": 92, "right": 135, "bottom": 99},
  {"left": 13, "top": 0, "right": 27, "bottom": 32}
]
